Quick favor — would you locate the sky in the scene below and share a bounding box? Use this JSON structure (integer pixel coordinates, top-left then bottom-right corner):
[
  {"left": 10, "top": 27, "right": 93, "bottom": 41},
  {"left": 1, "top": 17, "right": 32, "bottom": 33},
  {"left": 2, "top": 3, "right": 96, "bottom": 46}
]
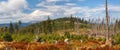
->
[{"left": 0, "top": 0, "right": 120, "bottom": 24}]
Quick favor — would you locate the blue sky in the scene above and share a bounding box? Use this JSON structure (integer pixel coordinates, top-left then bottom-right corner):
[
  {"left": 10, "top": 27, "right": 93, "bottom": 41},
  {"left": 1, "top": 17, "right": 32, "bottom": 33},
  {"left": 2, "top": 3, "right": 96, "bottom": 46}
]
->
[{"left": 0, "top": 0, "right": 120, "bottom": 23}]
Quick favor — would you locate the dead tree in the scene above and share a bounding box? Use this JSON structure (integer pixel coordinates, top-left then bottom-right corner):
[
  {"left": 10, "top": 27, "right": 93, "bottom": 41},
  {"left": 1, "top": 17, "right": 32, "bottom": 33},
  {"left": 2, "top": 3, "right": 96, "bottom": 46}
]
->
[
  {"left": 75, "top": 16, "right": 79, "bottom": 34},
  {"left": 105, "top": 0, "right": 110, "bottom": 41}
]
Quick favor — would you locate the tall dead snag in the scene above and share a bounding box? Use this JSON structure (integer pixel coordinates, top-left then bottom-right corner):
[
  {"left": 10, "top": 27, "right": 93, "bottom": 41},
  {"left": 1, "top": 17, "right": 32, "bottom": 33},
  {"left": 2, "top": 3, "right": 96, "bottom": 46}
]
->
[
  {"left": 75, "top": 16, "right": 79, "bottom": 34},
  {"left": 105, "top": 0, "right": 110, "bottom": 43}
]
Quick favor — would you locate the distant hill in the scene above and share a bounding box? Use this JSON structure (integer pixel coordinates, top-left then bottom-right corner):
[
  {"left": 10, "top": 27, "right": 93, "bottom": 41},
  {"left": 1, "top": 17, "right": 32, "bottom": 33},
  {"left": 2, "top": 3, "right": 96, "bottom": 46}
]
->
[
  {"left": 0, "top": 23, "right": 31, "bottom": 28},
  {"left": 21, "top": 17, "right": 90, "bottom": 34}
]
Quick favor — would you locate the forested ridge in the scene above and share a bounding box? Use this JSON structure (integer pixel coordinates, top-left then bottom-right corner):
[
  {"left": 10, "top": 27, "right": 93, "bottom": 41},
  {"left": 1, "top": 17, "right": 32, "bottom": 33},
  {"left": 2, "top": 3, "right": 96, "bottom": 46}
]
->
[{"left": 21, "top": 16, "right": 89, "bottom": 34}]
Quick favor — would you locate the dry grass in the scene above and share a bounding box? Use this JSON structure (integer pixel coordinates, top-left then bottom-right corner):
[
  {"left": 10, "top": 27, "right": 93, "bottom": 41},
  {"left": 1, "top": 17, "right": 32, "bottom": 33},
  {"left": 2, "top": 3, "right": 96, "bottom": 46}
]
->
[{"left": 0, "top": 40, "right": 120, "bottom": 50}]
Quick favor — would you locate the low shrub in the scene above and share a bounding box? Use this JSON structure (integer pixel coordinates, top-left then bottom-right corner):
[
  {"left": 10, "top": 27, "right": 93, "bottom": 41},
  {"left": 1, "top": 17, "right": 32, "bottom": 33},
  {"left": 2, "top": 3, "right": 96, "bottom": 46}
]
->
[
  {"left": 3, "top": 33, "right": 13, "bottom": 42},
  {"left": 113, "top": 34, "right": 120, "bottom": 45}
]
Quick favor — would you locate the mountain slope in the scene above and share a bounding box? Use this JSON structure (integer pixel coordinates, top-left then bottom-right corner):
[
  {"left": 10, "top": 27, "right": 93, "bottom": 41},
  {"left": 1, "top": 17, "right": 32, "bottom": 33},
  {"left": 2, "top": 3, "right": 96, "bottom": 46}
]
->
[
  {"left": 0, "top": 23, "right": 31, "bottom": 28},
  {"left": 21, "top": 17, "right": 90, "bottom": 34}
]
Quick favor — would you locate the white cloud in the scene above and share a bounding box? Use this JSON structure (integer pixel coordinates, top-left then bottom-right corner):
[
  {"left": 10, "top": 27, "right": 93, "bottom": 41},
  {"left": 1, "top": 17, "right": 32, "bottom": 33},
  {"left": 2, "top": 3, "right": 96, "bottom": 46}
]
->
[
  {"left": 65, "top": 3, "right": 77, "bottom": 6},
  {"left": 0, "top": 0, "right": 28, "bottom": 23},
  {"left": 21, "top": 10, "right": 52, "bottom": 22},
  {"left": 30, "top": 10, "right": 52, "bottom": 16},
  {"left": 109, "top": 5, "right": 120, "bottom": 12},
  {"left": 0, "top": 0, "right": 120, "bottom": 24},
  {"left": 90, "top": 5, "right": 120, "bottom": 17},
  {"left": 48, "top": 2, "right": 119, "bottom": 18},
  {"left": 36, "top": 1, "right": 93, "bottom": 18},
  {"left": 0, "top": 0, "right": 28, "bottom": 13}
]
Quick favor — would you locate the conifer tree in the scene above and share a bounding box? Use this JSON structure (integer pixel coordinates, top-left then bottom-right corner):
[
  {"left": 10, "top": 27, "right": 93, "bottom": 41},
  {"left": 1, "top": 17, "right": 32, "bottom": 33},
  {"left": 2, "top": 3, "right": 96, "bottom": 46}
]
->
[
  {"left": 47, "top": 16, "right": 53, "bottom": 34},
  {"left": 18, "top": 20, "right": 22, "bottom": 28},
  {"left": 14, "top": 23, "right": 19, "bottom": 33},
  {"left": 9, "top": 21, "right": 14, "bottom": 34}
]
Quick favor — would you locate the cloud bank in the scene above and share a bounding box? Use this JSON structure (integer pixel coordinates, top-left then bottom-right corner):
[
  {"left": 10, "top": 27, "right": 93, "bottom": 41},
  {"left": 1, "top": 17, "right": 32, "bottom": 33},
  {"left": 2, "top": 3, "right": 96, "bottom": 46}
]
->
[{"left": 0, "top": 0, "right": 120, "bottom": 23}]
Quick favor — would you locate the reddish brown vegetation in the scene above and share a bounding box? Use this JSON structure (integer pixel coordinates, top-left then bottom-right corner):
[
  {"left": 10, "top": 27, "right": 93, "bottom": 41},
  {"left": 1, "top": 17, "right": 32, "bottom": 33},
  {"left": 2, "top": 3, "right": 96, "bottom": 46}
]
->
[
  {"left": 0, "top": 41, "right": 120, "bottom": 50},
  {"left": 10, "top": 41, "right": 29, "bottom": 50}
]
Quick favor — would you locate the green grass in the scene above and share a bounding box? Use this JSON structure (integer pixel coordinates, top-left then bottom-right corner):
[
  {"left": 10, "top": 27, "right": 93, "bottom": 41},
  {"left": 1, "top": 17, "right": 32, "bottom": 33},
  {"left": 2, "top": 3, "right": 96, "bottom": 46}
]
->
[{"left": 12, "top": 33, "right": 36, "bottom": 42}]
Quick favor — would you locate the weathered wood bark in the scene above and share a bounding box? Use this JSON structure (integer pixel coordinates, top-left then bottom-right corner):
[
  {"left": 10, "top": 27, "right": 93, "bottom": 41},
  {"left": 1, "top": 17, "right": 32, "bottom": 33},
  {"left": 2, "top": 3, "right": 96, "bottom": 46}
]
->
[{"left": 105, "top": 0, "right": 110, "bottom": 41}]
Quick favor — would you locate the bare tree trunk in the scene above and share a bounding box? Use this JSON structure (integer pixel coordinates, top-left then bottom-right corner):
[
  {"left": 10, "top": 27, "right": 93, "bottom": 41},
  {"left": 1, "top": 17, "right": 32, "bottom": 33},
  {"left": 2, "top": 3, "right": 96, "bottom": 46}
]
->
[{"left": 105, "top": 0, "right": 110, "bottom": 41}]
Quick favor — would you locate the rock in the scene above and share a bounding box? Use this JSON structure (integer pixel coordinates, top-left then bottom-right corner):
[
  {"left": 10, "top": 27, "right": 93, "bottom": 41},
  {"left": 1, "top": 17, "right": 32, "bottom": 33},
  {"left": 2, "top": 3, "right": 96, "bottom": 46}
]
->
[
  {"left": 80, "top": 40, "right": 83, "bottom": 43},
  {"left": 100, "top": 44, "right": 106, "bottom": 48},
  {"left": 64, "top": 38, "right": 69, "bottom": 44},
  {"left": 54, "top": 40, "right": 58, "bottom": 44},
  {"left": 41, "top": 41, "right": 45, "bottom": 44}
]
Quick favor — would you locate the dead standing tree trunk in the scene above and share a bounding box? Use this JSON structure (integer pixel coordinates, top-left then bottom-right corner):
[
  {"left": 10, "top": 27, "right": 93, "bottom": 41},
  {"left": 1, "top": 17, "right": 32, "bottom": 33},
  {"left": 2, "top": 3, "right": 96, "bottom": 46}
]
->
[
  {"left": 105, "top": 0, "right": 112, "bottom": 45},
  {"left": 101, "top": 18, "right": 105, "bottom": 36},
  {"left": 75, "top": 16, "right": 79, "bottom": 34}
]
